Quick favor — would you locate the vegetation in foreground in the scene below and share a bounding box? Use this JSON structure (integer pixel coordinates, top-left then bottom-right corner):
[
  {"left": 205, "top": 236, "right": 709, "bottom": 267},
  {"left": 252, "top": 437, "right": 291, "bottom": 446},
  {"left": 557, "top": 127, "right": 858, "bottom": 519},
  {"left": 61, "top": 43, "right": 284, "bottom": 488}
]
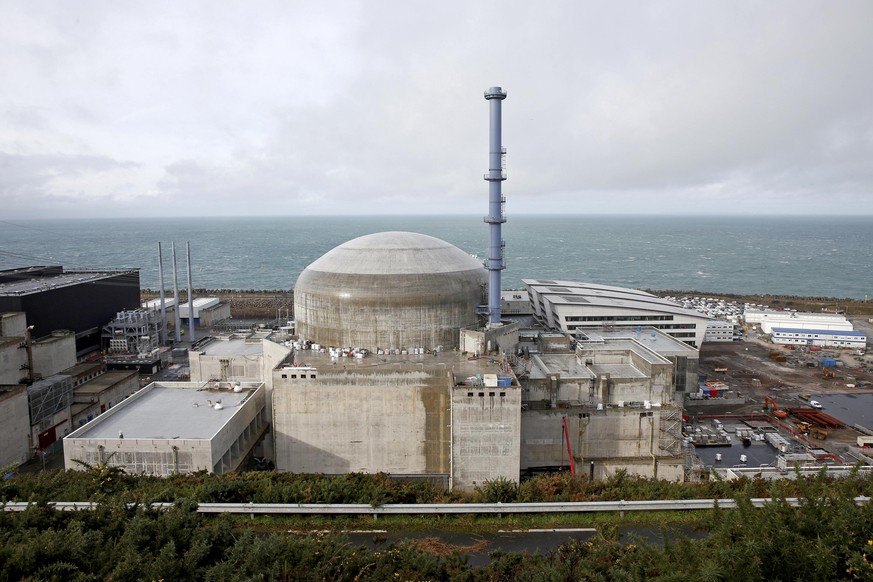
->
[
  {"left": 7, "top": 465, "right": 873, "bottom": 506},
  {"left": 3, "top": 468, "right": 873, "bottom": 580}
]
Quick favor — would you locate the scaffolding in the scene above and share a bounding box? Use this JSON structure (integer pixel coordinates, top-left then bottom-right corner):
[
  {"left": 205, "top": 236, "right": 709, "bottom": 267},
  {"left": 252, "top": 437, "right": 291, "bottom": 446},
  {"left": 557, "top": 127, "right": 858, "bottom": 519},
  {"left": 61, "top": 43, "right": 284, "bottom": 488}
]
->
[
  {"left": 659, "top": 408, "right": 682, "bottom": 456},
  {"left": 102, "top": 308, "right": 164, "bottom": 356},
  {"left": 27, "top": 375, "right": 73, "bottom": 431}
]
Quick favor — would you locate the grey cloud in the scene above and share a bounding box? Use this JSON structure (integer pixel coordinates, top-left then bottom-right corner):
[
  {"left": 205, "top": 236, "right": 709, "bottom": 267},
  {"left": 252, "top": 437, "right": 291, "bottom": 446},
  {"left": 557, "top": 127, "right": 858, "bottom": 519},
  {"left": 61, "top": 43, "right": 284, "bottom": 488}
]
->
[{"left": 1, "top": 1, "right": 872, "bottom": 217}]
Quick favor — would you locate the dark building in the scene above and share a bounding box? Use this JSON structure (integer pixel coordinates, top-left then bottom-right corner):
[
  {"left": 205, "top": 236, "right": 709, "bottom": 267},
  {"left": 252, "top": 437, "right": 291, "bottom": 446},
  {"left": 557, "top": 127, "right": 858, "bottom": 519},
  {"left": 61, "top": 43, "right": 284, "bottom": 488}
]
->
[{"left": 0, "top": 266, "right": 140, "bottom": 356}]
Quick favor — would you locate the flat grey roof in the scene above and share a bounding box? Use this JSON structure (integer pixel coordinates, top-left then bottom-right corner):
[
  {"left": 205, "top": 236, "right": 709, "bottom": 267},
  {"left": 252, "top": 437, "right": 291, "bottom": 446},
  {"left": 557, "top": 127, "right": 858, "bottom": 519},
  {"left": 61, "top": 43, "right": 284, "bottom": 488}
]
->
[
  {"left": 532, "top": 353, "right": 596, "bottom": 380},
  {"left": 0, "top": 270, "right": 137, "bottom": 296},
  {"left": 578, "top": 338, "right": 671, "bottom": 366},
  {"left": 195, "top": 338, "right": 263, "bottom": 357},
  {"left": 581, "top": 329, "right": 698, "bottom": 356},
  {"left": 62, "top": 363, "right": 105, "bottom": 377},
  {"left": 69, "top": 382, "right": 261, "bottom": 440},
  {"left": 74, "top": 371, "right": 137, "bottom": 395}
]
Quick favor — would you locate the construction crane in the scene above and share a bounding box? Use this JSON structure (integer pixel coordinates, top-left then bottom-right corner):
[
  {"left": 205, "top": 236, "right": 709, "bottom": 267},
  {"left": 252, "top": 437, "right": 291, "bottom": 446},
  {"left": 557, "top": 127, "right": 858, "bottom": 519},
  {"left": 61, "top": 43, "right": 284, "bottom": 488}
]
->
[{"left": 763, "top": 395, "right": 789, "bottom": 419}]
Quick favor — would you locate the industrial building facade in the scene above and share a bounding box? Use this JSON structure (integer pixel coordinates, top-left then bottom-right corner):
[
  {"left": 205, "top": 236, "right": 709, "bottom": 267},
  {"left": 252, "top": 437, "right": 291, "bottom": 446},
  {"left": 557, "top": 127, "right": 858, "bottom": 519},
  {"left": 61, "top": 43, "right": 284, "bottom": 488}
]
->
[
  {"left": 518, "top": 331, "right": 685, "bottom": 481},
  {"left": 704, "top": 320, "right": 738, "bottom": 343},
  {"left": 771, "top": 328, "right": 867, "bottom": 349},
  {"left": 271, "top": 352, "right": 521, "bottom": 491},
  {"left": 0, "top": 266, "right": 140, "bottom": 355},
  {"left": 525, "top": 280, "right": 711, "bottom": 348},
  {"left": 64, "top": 382, "right": 267, "bottom": 475}
]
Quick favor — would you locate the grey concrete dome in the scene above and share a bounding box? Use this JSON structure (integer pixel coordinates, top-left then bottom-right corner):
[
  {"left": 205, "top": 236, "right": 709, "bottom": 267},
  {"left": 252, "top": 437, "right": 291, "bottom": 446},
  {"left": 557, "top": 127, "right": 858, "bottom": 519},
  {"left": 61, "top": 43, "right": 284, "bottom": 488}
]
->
[{"left": 294, "top": 231, "right": 486, "bottom": 351}]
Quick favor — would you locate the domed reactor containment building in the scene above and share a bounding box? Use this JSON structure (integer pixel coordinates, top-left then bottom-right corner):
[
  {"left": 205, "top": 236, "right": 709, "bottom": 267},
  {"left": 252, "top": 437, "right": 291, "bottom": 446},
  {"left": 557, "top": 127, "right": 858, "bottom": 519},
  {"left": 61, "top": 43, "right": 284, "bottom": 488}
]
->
[{"left": 294, "top": 231, "right": 486, "bottom": 352}]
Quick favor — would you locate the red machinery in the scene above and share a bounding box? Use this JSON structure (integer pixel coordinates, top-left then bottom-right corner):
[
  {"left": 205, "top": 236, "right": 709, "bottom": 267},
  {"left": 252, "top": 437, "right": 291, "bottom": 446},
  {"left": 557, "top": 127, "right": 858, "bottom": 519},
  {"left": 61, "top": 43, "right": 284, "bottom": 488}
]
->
[{"left": 763, "top": 396, "right": 789, "bottom": 419}]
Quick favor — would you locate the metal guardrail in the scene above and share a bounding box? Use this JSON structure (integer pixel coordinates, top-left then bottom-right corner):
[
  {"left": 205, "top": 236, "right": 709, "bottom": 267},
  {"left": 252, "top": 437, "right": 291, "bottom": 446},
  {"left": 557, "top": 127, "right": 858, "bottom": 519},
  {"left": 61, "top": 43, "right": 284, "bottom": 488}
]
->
[{"left": 3, "top": 497, "right": 870, "bottom": 515}]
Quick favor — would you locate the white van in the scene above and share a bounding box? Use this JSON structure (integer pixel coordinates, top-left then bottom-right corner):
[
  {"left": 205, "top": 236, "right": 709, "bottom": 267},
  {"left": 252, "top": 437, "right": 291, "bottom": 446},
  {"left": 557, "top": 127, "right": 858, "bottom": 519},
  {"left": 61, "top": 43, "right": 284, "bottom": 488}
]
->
[{"left": 809, "top": 400, "right": 823, "bottom": 409}]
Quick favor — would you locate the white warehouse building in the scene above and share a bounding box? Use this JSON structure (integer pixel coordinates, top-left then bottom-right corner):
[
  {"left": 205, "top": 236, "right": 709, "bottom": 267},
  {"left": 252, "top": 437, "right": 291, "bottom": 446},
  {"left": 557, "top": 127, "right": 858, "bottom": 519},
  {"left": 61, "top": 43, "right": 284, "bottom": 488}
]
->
[
  {"left": 771, "top": 328, "right": 867, "bottom": 349},
  {"left": 744, "top": 309, "right": 853, "bottom": 334},
  {"left": 525, "top": 280, "right": 711, "bottom": 348}
]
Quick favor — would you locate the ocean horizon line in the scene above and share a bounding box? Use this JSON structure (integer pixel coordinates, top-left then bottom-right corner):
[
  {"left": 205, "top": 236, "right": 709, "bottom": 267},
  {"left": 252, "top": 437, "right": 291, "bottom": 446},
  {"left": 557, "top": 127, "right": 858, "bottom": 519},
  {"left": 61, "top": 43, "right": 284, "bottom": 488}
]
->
[{"left": 4, "top": 213, "right": 873, "bottom": 223}]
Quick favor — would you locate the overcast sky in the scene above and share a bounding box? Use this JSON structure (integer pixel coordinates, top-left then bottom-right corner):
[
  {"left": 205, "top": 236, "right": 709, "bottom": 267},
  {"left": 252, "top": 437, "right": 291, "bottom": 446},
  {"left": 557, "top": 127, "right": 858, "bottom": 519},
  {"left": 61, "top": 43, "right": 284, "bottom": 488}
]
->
[{"left": 2, "top": 1, "right": 872, "bottom": 219}]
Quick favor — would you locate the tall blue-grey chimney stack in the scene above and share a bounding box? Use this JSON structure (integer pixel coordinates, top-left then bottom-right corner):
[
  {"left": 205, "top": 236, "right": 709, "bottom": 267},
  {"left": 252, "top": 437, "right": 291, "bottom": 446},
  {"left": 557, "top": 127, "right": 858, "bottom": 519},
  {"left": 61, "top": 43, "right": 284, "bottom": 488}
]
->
[{"left": 484, "top": 86, "right": 507, "bottom": 326}]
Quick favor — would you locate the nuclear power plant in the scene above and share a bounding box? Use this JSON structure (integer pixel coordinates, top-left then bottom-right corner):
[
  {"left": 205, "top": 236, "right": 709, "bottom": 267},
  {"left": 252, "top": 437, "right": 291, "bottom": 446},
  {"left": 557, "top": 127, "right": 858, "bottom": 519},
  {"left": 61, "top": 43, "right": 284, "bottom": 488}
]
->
[
  {"left": 294, "top": 231, "right": 487, "bottom": 352},
  {"left": 57, "top": 86, "right": 713, "bottom": 488}
]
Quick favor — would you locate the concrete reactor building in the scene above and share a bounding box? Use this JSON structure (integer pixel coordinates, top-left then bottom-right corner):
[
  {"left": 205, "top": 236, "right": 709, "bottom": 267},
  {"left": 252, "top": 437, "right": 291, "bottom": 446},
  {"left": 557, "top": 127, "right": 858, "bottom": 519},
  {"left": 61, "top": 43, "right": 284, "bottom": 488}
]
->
[
  {"left": 61, "top": 86, "right": 708, "bottom": 488},
  {"left": 294, "top": 231, "right": 486, "bottom": 352}
]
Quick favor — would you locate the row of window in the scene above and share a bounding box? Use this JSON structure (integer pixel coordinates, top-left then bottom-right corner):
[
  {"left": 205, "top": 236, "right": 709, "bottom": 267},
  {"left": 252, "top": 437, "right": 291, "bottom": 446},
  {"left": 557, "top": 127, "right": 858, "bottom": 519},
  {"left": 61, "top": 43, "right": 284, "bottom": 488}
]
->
[
  {"left": 566, "top": 323, "right": 696, "bottom": 332},
  {"left": 775, "top": 333, "right": 856, "bottom": 339},
  {"left": 564, "top": 314, "right": 675, "bottom": 322},
  {"left": 777, "top": 338, "right": 863, "bottom": 346}
]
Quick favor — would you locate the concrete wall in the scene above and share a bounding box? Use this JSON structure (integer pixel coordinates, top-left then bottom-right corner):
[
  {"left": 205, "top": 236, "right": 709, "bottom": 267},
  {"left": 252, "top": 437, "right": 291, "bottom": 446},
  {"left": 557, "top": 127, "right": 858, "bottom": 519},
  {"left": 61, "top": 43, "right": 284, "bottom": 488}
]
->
[
  {"left": 259, "top": 339, "right": 291, "bottom": 461},
  {"left": 0, "top": 387, "right": 30, "bottom": 467},
  {"left": 0, "top": 313, "right": 26, "bottom": 337},
  {"left": 64, "top": 435, "right": 214, "bottom": 474},
  {"left": 197, "top": 303, "right": 231, "bottom": 326},
  {"left": 32, "top": 331, "right": 76, "bottom": 380},
  {"left": 272, "top": 367, "right": 451, "bottom": 475},
  {"left": 521, "top": 408, "right": 683, "bottom": 481},
  {"left": 0, "top": 339, "right": 27, "bottom": 385},
  {"left": 460, "top": 323, "right": 520, "bottom": 357},
  {"left": 189, "top": 348, "right": 263, "bottom": 383},
  {"left": 451, "top": 385, "right": 521, "bottom": 491},
  {"left": 210, "top": 386, "right": 267, "bottom": 473}
]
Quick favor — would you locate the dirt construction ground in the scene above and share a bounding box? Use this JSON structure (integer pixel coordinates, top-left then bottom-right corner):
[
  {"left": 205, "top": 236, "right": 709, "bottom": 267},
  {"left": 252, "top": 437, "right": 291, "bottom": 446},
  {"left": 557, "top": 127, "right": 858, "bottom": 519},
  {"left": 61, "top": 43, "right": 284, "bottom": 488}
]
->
[{"left": 698, "top": 319, "right": 873, "bottom": 450}]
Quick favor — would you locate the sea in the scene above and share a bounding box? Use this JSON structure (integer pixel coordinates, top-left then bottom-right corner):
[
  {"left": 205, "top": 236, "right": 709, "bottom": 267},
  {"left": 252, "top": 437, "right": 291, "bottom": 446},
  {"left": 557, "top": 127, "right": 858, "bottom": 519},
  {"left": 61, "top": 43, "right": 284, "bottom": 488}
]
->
[{"left": 0, "top": 215, "right": 871, "bottom": 299}]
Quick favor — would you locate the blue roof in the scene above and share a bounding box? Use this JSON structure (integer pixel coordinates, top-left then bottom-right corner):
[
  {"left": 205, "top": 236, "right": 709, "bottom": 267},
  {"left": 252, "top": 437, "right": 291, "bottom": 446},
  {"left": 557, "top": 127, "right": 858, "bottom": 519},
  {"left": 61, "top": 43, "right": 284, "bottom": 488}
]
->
[{"left": 771, "top": 327, "right": 866, "bottom": 337}]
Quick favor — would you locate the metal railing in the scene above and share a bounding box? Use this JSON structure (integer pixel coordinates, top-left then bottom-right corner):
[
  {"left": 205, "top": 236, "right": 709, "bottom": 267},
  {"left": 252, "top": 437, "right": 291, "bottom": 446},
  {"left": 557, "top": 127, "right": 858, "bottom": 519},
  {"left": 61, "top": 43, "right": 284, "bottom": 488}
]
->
[{"left": 4, "top": 497, "right": 870, "bottom": 515}]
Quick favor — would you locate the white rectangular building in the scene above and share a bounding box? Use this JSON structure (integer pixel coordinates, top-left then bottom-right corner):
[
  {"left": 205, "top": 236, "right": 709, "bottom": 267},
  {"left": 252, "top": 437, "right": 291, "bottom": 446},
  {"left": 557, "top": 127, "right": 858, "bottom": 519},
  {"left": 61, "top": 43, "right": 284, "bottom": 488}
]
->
[
  {"left": 771, "top": 328, "right": 867, "bottom": 349},
  {"left": 704, "top": 320, "right": 737, "bottom": 343},
  {"left": 744, "top": 309, "right": 853, "bottom": 334},
  {"left": 64, "top": 381, "right": 267, "bottom": 475}
]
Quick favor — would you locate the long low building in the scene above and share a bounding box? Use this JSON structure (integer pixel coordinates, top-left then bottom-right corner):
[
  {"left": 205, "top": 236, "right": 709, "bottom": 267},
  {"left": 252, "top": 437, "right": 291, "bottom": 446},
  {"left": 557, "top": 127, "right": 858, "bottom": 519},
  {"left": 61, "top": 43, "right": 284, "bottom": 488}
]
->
[
  {"left": 771, "top": 328, "right": 867, "bottom": 349},
  {"left": 524, "top": 280, "right": 711, "bottom": 348},
  {"left": 64, "top": 381, "right": 267, "bottom": 475},
  {"left": 744, "top": 309, "right": 853, "bottom": 334}
]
